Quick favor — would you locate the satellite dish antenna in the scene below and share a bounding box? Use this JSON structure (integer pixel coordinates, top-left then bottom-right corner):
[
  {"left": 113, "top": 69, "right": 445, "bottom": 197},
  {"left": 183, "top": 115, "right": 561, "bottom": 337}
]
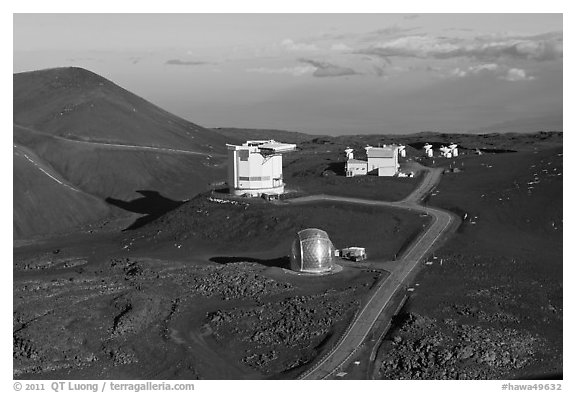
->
[
  {"left": 398, "top": 145, "right": 406, "bottom": 157},
  {"left": 449, "top": 143, "right": 459, "bottom": 157},
  {"left": 344, "top": 148, "right": 354, "bottom": 160}
]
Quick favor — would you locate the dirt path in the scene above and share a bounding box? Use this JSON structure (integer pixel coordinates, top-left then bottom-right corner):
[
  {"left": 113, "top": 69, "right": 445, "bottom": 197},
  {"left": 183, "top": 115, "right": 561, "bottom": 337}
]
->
[{"left": 289, "top": 166, "right": 460, "bottom": 379}]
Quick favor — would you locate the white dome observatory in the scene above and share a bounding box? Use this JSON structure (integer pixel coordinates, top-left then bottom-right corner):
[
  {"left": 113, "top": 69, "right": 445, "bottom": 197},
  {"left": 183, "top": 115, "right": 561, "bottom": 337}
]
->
[{"left": 290, "top": 228, "right": 335, "bottom": 274}]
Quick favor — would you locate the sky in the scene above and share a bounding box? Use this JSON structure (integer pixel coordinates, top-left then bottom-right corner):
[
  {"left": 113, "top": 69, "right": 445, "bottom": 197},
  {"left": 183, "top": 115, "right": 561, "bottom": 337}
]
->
[{"left": 13, "top": 13, "right": 563, "bottom": 135}]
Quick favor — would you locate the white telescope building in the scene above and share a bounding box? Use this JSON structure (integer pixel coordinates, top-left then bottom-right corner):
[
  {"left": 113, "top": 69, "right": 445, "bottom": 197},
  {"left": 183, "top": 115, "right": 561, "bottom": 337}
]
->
[
  {"left": 227, "top": 140, "right": 296, "bottom": 197},
  {"left": 365, "top": 145, "right": 399, "bottom": 176}
]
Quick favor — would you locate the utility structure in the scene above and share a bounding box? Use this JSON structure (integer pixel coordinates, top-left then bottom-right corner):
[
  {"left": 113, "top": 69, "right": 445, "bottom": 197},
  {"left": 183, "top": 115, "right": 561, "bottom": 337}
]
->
[
  {"left": 337, "top": 247, "right": 367, "bottom": 262},
  {"left": 423, "top": 143, "right": 433, "bottom": 158},
  {"left": 345, "top": 145, "right": 400, "bottom": 177},
  {"left": 227, "top": 140, "right": 296, "bottom": 197}
]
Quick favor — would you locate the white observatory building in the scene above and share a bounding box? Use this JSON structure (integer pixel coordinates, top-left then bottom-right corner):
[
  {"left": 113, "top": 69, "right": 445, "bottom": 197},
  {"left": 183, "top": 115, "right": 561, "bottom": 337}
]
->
[
  {"left": 365, "top": 145, "right": 399, "bottom": 176},
  {"left": 227, "top": 140, "right": 296, "bottom": 197}
]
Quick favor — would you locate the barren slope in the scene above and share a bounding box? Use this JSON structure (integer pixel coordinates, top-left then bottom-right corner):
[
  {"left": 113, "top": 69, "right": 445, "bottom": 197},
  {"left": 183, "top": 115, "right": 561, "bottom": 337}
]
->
[
  {"left": 14, "top": 67, "right": 229, "bottom": 151},
  {"left": 13, "top": 144, "right": 112, "bottom": 238},
  {"left": 13, "top": 67, "right": 234, "bottom": 239}
]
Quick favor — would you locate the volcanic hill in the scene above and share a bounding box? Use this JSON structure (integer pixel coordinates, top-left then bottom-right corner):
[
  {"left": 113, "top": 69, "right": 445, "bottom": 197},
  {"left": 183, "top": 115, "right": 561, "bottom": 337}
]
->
[
  {"left": 14, "top": 67, "right": 232, "bottom": 149},
  {"left": 13, "top": 67, "right": 236, "bottom": 239}
]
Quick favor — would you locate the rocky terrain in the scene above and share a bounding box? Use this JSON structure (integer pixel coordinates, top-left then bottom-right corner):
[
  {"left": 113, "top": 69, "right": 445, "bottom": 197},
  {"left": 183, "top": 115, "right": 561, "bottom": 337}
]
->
[
  {"left": 368, "top": 145, "right": 563, "bottom": 380},
  {"left": 378, "top": 312, "right": 543, "bottom": 379},
  {"left": 208, "top": 287, "right": 366, "bottom": 375},
  {"left": 13, "top": 251, "right": 382, "bottom": 379},
  {"left": 13, "top": 258, "right": 295, "bottom": 378}
]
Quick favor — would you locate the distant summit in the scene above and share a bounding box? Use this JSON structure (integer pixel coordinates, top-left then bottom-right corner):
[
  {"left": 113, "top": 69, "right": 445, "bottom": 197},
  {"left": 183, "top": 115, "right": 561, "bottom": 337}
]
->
[
  {"left": 13, "top": 67, "right": 234, "bottom": 239},
  {"left": 14, "top": 67, "right": 229, "bottom": 151}
]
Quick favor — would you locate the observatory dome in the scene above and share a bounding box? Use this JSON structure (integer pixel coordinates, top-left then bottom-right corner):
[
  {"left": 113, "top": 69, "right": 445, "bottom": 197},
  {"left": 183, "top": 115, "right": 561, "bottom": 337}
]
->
[{"left": 290, "top": 228, "right": 335, "bottom": 273}]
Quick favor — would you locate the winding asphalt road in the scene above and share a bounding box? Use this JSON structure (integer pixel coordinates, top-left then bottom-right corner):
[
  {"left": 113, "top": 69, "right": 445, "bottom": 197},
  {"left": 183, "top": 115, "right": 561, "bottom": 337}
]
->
[{"left": 288, "top": 166, "right": 459, "bottom": 380}]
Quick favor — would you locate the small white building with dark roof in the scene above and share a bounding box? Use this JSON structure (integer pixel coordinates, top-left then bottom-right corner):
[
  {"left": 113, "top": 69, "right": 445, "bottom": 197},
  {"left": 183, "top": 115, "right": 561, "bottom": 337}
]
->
[{"left": 345, "top": 158, "right": 368, "bottom": 177}]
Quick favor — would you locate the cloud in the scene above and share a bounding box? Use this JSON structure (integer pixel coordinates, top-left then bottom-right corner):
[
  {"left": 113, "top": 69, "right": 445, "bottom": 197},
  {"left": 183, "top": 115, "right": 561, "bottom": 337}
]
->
[
  {"left": 450, "top": 68, "right": 467, "bottom": 78},
  {"left": 469, "top": 63, "right": 499, "bottom": 72},
  {"left": 247, "top": 65, "right": 315, "bottom": 77},
  {"left": 501, "top": 68, "right": 535, "bottom": 82},
  {"left": 280, "top": 39, "right": 318, "bottom": 51},
  {"left": 357, "top": 32, "right": 562, "bottom": 62},
  {"left": 449, "top": 64, "right": 535, "bottom": 82},
  {"left": 299, "top": 58, "right": 361, "bottom": 77},
  {"left": 450, "top": 63, "right": 500, "bottom": 78},
  {"left": 357, "top": 35, "right": 459, "bottom": 61},
  {"left": 331, "top": 43, "right": 352, "bottom": 51},
  {"left": 372, "top": 65, "right": 387, "bottom": 77},
  {"left": 165, "top": 59, "right": 211, "bottom": 66},
  {"left": 359, "top": 27, "right": 420, "bottom": 43}
]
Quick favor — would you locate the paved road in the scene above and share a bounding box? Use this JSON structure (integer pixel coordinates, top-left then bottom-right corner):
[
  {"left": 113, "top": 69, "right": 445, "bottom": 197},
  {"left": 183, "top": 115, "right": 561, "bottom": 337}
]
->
[
  {"left": 14, "top": 123, "right": 214, "bottom": 156},
  {"left": 59, "top": 138, "right": 213, "bottom": 156},
  {"left": 288, "top": 167, "right": 459, "bottom": 380},
  {"left": 14, "top": 144, "right": 82, "bottom": 193}
]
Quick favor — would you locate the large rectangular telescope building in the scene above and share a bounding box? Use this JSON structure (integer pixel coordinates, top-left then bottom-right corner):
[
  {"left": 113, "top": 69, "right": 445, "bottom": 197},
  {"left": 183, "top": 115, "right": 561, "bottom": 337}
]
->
[
  {"left": 365, "top": 145, "right": 399, "bottom": 176},
  {"left": 226, "top": 140, "right": 296, "bottom": 197}
]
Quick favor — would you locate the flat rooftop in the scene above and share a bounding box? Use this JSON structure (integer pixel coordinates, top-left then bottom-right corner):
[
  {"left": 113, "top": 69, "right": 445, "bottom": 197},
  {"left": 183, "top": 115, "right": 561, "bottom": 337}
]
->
[
  {"left": 227, "top": 140, "right": 296, "bottom": 153},
  {"left": 258, "top": 141, "right": 297, "bottom": 153},
  {"left": 365, "top": 146, "right": 397, "bottom": 158}
]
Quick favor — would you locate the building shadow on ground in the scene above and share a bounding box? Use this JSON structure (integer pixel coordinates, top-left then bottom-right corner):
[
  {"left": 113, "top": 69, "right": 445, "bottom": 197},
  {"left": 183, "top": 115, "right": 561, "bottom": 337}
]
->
[
  {"left": 212, "top": 187, "right": 230, "bottom": 195},
  {"left": 325, "top": 162, "right": 346, "bottom": 176},
  {"left": 210, "top": 256, "right": 290, "bottom": 269},
  {"left": 105, "top": 190, "right": 184, "bottom": 230}
]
